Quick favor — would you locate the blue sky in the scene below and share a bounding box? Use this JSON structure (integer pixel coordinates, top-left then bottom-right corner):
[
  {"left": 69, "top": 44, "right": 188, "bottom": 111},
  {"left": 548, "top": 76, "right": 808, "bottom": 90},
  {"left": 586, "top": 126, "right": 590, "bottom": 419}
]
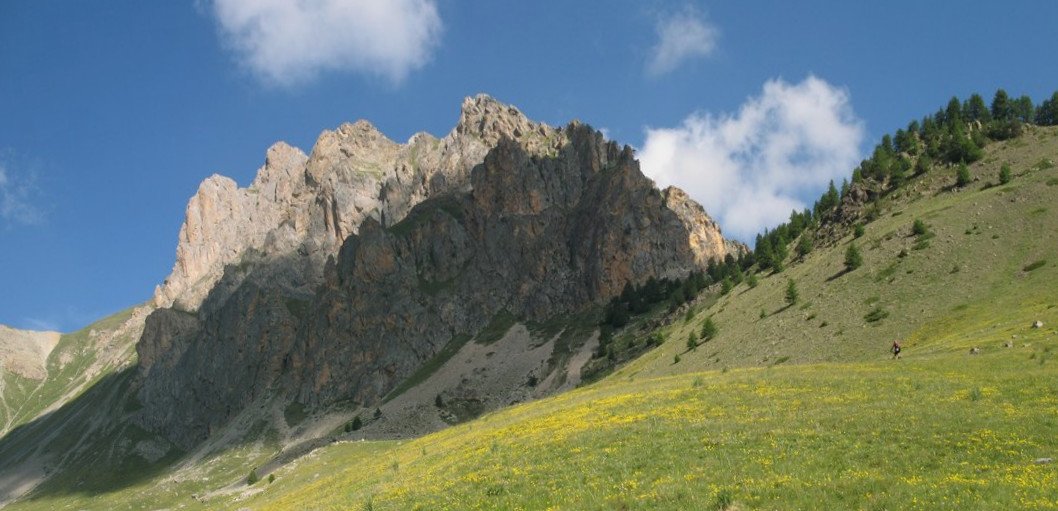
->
[{"left": 2, "top": 1, "right": 1057, "bottom": 332}]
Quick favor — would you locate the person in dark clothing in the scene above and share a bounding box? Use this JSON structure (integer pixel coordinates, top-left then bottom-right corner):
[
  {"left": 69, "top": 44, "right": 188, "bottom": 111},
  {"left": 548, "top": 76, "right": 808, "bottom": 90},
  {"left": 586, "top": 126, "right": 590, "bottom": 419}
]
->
[{"left": 891, "top": 339, "right": 902, "bottom": 359}]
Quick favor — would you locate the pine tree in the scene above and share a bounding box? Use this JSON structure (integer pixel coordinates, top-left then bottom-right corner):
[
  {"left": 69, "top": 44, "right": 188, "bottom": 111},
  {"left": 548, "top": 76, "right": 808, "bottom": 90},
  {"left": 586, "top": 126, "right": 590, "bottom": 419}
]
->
[
  {"left": 1013, "top": 95, "right": 1035, "bottom": 122},
  {"left": 435, "top": 394, "right": 444, "bottom": 408},
  {"left": 965, "top": 93, "right": 991, "bottom": 123},
  {"left": 845, "top": 243, "right": 863, "bottom": 271},
  {"left": 945, "top": 96, "right": 963, "bottom": 125},
  {"left": 785, "top": 280, "right": 799, "bottom": 307},
  {"left": 956, "top": 163, "right": 972, "bottom": 187},
  {"left": 700, "top": 317, "right": 717, "bottom": 341},
  {"left": 991, "top": 89, "right": 1012, "bottom": 120},
  {"left": 1037, "top": 92, "right": 1058, "bottom": 126},
  {"left": 351, "top": 415, "right": 362, "bottom": 431},
  {"left": 796, "top": 235, "right": 813, "bottom": 259}
]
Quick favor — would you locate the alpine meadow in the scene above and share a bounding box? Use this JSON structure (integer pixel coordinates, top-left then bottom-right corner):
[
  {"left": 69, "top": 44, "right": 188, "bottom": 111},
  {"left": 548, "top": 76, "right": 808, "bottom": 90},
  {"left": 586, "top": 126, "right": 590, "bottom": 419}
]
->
[{"left": 2, "top": 2, "right": 1058, "bottom": 510}]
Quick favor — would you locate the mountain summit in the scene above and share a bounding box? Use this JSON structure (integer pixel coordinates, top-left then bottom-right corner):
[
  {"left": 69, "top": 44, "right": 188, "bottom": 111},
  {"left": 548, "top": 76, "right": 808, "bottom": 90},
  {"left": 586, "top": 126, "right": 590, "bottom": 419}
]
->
[{"left": 135, "top": 96, "right": 738, "bottom": 447}]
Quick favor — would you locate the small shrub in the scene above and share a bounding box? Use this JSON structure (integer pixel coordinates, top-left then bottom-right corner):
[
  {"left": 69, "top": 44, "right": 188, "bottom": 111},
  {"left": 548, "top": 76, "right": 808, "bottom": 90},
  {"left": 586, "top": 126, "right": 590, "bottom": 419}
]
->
[
  {"left": 247, "top": 468, "right": 259, "bottom": 485},
  {"left": 350, "top": 416, "right": 362, "bottom": 431},
  {"left": 999, "top": 164, "right": 1012, "bottom": 184},
  {"left": 969, "top": 387, "right": 983, "bottom": 402},
  {"left": 897, "top": 249, "right": 909, "bottom": 258},
  {"left": 911, "top": 219, "right": 929, "bottom": 236},
  {"left": 747, "top": 273, "right": 759, "bottom": 288},
  {"left": 912, "top": 239, "right": 931, "bottom": 251},
  {"left": 373, "top": 407, "right": 383, "bottom": 419},
  {"left": 773, "top": 356, "right": 790, "bottom": 365},
  {"left": 759, "top": 309, "right": 767, "bottom": 319},
  {"left": 673, "top": 353, "right": 681, "bottom": 364},
  {"left": 714, "top": 488, "right": 735, "bottom": 510},
  {"left": 864, "top": 307, "right": 890, "bottom": 323},
  {"left": 1046, "top": 177, "right": 1058, "bottom": 186},
  {"left": 1023, "top": 260, "right": 1047, "bottom": 272},
  {"left": 853, "top": 224, "right": 865, "bottom": 238},
  {"left": 268, "top": 474, "right": 276, "bottom": 484},
  {"left": 720, "top": 278, "right": 733, "bottom": 295},
  {"left": 686, "top": 335, "right": 698, "bottom": 352},
  {"left": 435, "top": 394, "right": 445, "bottom": 408}
]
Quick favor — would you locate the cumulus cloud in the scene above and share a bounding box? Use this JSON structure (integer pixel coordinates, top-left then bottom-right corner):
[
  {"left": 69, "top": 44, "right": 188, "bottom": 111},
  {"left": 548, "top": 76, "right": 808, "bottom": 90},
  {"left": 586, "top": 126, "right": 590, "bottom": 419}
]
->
[
  {"left": 639, "top": 76, "right": 864, "bottom": 241},
  {"left": 0, "top": 160, "right": 43, "bottom": 226},
  {"left": 647, "top": 7, "right": 719, "bottom": 76},
  {"left": 208, "top": 0, "right": 443, "bottom": 87}
]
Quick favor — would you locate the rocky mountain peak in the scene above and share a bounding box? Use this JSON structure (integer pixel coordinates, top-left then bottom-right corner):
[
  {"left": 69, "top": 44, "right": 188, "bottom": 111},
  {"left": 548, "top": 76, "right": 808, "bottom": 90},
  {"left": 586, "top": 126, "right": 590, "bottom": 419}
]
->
[
  {"left": 136, "top": 99, "right": 740, "bottom": 447},
  {"left": 455, "top": 94, "right": 550, "bottom": 146}
]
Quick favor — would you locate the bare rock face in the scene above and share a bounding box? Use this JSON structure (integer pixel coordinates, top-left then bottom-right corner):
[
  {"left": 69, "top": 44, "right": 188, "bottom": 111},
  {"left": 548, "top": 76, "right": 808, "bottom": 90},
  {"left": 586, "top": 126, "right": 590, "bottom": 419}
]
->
[
  {"left": 152, "top": 95, "right": 556, "bottom": 314},
  {"left": 0, "top": 325, "right": 60, "bottom": 380},
  {"left": 135, "top": 97, "right": 737, "bottom": 449},
  {"left": 662, "top": 186, "right": 745, "bottom": 266}
]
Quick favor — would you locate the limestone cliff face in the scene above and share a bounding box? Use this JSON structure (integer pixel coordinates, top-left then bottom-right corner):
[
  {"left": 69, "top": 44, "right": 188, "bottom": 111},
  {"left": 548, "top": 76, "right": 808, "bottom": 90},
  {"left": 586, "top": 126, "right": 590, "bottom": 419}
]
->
[
  {"left": 135, "top": 97, "right": 737, "bottom": 448},
  {"left": 153, "top": 95, "right": 557, "bottom": 313}
]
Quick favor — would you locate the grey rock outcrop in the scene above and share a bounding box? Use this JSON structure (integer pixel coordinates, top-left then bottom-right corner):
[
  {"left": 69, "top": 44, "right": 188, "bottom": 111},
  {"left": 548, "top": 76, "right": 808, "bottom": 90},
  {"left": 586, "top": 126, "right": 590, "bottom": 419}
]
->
[
  {"left": 135, "top": 96, "right": 738, "bottom": 448},
  {"left": 153, "top": 95, "right": 557, "bottom": 313}
]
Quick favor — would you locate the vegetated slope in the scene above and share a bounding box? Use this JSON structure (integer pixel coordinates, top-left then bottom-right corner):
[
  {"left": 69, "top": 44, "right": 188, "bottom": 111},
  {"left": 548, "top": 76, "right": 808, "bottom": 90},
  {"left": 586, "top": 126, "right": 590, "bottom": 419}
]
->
[
  {"left": 0, "top": 306, "right": 152, "bottom": 506},
  {"left": 6, "top": 107, "right": 1058, "bottom": 510},
  {"left": 627, "top": 124, "right": 1058, "bottom": 378}
]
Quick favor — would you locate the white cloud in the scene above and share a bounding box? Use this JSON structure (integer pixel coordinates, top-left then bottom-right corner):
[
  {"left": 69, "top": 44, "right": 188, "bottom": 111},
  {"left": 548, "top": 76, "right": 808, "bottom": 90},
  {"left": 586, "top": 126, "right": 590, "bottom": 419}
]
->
[
  {"left": 639, "top": 76, "right": 865, "bottom": 242},
  {"left": 647, "top": 7, "right": 719, "bottom": 76},
  {"left": 0, "top": 161, "right": 43, "bottom": 226},
  {"left": 209, "top": 0, "right": 443, "bottom": 87}
]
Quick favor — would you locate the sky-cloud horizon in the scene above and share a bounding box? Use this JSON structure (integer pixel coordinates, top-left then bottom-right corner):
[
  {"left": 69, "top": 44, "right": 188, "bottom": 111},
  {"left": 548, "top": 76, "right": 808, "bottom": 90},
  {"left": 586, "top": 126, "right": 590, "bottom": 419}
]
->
[
  {"left": 208, "top": 0, "right": 443, "bottom": 87},
  {"left": 646, "top": 7, "right": 719, "bottom": 76},
  {"left": 639, "top": 76, "right": 865, "bottom": 242}
]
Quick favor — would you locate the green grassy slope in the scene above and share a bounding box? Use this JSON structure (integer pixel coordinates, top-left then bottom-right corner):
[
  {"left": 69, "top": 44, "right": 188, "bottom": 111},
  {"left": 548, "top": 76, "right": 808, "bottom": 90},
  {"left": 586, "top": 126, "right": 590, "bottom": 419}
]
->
[
  {"left": 0, "top": 306, "right": 141, "bottom": 433},
  {"left": 625, "top": 126, "right": 1058, "bottom": 378},
  {"left": 6, "top": 129, "right": 1058, "bottom": 510}
]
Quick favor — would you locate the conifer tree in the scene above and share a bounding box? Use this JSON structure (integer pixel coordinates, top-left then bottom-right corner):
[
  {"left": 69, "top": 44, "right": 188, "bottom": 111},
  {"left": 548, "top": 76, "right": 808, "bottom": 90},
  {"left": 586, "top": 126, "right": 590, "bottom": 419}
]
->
[
  {"left": 785, "top": 280, "right": 799, "bottom": 307},
  {"left": 700, "top": 317, "right": 717, "bottom": 341},
  {"left": 956, "top": 163, "right": 971, "bottom": 187},
  {"left": 845, "top": 243, "right": 863, "bottom": 271}
]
